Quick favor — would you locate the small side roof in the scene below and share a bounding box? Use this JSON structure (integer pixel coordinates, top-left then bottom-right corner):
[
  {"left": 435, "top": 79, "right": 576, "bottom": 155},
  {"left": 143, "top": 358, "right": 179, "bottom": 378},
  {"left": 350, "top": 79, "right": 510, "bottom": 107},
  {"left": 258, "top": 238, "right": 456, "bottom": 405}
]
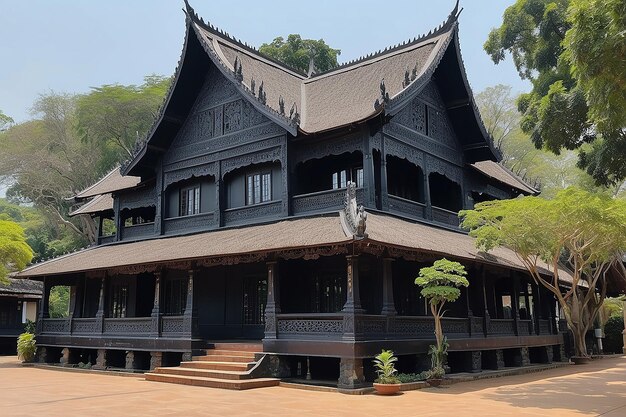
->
[
  {"left": 470, "top": 160, "right": 539, "bottom": 195},
  {"left": 75, "top": 167, "right": 141, "bottom": 199},
  {"left": 69, "top": 194, "right": 114, "bottom": 217},
  {"left": 0, "top": 278, "right": 43, "bottom": 298}
]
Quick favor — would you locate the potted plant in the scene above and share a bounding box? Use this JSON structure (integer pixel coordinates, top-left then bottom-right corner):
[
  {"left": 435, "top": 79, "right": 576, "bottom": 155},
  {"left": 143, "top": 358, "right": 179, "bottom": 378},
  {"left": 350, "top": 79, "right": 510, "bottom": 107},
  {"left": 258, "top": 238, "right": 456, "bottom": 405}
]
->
[
  {"left": 372, "top": 349, "right": 401, "bottom": 395},
  {"left": 17, "top": 332, "right": 37, "bottom": 363},
  {"left": 424, "top": 366, "right": 446, "bottom": 387},
  {"left": 415, "top": 258, "right": 469, "bottom": 386}
]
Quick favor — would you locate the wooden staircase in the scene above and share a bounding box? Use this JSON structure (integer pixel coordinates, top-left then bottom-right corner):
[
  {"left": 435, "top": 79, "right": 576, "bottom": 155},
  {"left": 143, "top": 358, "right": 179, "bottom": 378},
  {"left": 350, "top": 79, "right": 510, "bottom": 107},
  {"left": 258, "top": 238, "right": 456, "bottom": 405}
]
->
[{"left": 145, "top": 342, "right": 279, "bottom": 390}]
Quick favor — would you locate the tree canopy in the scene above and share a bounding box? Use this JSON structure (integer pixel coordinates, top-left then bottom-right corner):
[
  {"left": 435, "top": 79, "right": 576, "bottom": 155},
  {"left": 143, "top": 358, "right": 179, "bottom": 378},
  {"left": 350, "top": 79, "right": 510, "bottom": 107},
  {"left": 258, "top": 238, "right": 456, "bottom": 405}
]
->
[
  {"left": 0, "top": 220, "right": 34, "bottom": 285},
  {"left": 0, "top": 110, "right": 13, "bottom": 131},
  {"left": 259, "top": 34, "right": 340, "bottom": 74},
  {"left": 485, "top": 0, "right": 626, "bottom": 187},
  {"left": 415, "top": 258, "right": 468, "bottom": 370},
  {"left": 460, "top": 187, "right": 626, "bottom": 357}
]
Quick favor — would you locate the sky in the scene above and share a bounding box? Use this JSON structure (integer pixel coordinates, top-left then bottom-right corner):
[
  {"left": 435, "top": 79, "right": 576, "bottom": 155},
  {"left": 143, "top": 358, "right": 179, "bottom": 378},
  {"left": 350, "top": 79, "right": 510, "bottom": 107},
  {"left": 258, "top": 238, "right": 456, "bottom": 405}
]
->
[{"left": 0, "top": 0, "right": 529, "bottom": 124}]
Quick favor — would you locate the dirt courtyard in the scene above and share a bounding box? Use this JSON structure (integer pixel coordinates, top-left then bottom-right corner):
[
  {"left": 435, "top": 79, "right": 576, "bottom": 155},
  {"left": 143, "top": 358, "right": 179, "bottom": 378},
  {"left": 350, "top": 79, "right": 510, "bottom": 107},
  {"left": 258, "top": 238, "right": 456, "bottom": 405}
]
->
[{"left": 1, "top": 355, "right": 625, "bottom": 417}]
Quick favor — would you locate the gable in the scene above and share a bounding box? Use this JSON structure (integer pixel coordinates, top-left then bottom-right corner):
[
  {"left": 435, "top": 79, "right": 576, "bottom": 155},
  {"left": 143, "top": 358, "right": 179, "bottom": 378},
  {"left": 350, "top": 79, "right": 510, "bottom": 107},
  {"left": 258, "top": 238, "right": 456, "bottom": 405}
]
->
[
  {"left": 392, "top": 80, "right": 460, "bottom": 152},
  {"left": 164, "top": 64, "right": 280, "bottom": 165}
]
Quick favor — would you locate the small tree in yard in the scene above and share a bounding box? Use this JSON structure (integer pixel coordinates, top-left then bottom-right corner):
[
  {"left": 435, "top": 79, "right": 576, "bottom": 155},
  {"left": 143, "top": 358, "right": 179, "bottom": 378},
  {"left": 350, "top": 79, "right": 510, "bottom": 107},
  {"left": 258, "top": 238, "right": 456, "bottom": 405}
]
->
[
  {"left": 415, "top": 259, "right": 469, "bottom": 371},
  {"left": 460, "top": 187, "right": 626, "bottom": 359}
]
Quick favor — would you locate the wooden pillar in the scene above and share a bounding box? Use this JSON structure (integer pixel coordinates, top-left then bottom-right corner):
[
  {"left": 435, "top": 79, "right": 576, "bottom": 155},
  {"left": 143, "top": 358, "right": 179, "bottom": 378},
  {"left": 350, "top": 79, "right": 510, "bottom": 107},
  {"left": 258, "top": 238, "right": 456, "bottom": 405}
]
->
[
  {"left": 380, "top": 137, "right": 389, "bottom": 211},
  {"left": 524, "top": 282, "right": 534, "bottom": 335},
  {"left": 533, "top": 282, "right": 542, "bottom": 335},
  {"left": 465, "top": 278, "right": 474, "bottom": 337},
  {"left": 155, "top": 158, "right": 165, "bottom": 235},
  {"left": 424, "top": 163, "right": 433, "bottom": 219},
  {"left": 512, "top": 274, "right": 521, "bottom": 336},
  {"left": 216, "top": 162, "right": 223, "bottom": 227},
  {"left": 362, "top": 135, "right": 376, "bottom": 208},
  {"left": 95, "top": 274, "right": 106, "bottom": 334},
  {"left": 264, "top": 261, "right": 280, "bottom": 339},
  {"left": 151, "top": 270, "right": 162, "bottom": 337},
  {"left": 342, "top": 254, "right": 364, "bottom": 339},
  {"left": 183, "top": 267, "right": 196, "bottom": 337},
  {"left": 380, "top": 258, "right": 397, "bottom": 316},
  {"left": 481, "top": 267, "right": 490, "bottom": 336}
]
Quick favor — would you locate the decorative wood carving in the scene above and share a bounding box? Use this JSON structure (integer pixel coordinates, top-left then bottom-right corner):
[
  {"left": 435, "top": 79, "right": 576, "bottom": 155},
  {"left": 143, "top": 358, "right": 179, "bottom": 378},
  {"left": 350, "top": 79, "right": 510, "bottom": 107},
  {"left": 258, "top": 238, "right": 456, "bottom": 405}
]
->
[
  {"left": 118, "top": 186, "right": 157, "bottom": 211},
  {"left": 163, "top": 164, "right": 217, "bottom": 189},
  {"left": 293, "top": 134, "right": 363, "bottom": 165}
]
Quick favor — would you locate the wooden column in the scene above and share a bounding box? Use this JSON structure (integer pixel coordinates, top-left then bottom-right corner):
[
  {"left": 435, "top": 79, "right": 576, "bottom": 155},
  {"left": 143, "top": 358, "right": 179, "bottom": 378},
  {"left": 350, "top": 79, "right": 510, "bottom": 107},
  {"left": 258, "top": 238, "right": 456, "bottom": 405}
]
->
[
  {"left": 481, "top": 267, "right": 490, "bottom": 336},
  {"left": 215, "top": 161, "right": 224, "bottom": 227},
  {"left": 95, "top": 274, "right": 106, "bottom": 334},
  {"left": 524, "top": 282, "right": 534, "bottom": 335},
  {"left": 380, "top": 137, "right": 389, "bottom": 211},
  {"left": 183, "top": 267, "right": 196, "bottom": 337},
  {"left": 424, "top": 163, "right": 433, "bottom": 219},
  {"left": 512, "top": 274, "right": 521, "bottom": 336},
  {"left": 342, "top": 254, "right": 364, "bottom": 339},
  {"left": 380, "top": 258, "right": 396, "bottom": 316},
  {"left": 151, "top": 270, "right": 162, "bottom": 337},
  {"left": 362, "top": 135, "right": 376, "bottom": 208},
  {"left": 533, "top": 283, "right": 542, "bottom": 335},
  {"left": 155, "top": 158, "right": 164, "bottom": 235},
  {"left": 264, "top": 261, "right": 280, "bottom": 339},
  {"left": 36, "top": 277, "right": 50, "bottom": 333}
]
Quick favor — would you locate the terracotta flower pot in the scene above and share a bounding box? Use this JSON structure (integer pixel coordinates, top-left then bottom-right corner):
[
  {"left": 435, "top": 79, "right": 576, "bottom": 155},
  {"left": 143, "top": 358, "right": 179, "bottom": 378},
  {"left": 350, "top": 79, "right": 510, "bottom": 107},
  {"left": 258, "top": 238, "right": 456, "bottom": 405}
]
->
[
  {"left": 373, "top": 383, "right": 402, "bottom": 395},
  {"left": 426, "top": 378, "right": 443, "bottom": 387},
  {"left": 571, "top": 356, "right": 591, "bottom": 365}
]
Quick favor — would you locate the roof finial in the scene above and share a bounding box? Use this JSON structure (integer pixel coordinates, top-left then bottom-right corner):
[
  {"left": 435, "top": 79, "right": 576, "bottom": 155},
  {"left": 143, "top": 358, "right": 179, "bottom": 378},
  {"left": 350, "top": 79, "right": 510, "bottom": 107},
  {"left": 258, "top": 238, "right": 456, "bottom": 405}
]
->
[
  {"left": 183, "top": 0, "right": 195, "bottom": 16},
  {"left": 307, "top": 55, "right": 317, "bottom": 77}
]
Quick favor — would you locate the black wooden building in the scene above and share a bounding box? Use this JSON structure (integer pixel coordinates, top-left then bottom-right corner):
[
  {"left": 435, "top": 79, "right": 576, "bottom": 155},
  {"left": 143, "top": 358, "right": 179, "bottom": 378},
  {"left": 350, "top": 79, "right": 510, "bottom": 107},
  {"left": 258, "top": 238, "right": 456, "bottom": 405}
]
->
[{"left": 17, "top": 1, "right": 571, "bottom": 389}]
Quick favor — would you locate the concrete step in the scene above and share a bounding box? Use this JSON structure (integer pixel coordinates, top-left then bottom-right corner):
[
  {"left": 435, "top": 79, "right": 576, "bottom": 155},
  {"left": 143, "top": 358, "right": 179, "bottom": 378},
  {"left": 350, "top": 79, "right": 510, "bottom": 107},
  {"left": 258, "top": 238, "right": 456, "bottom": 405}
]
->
[
  {"left": 180, "top": 360, "right": 254, "bottom": 372},
  {"left": 152, "top": 366, "right": 250, "bottom": 380},
  {"left": 209, "top": 342, "right": 263, "bottom": 352},
  {"left": 145, "top": 373, "right": 279, "bottom": 390},
  {"left": 199, "top": 349, "right": 258, "bottom": 358},
  {"left": 193, "top": 354, "right": 256, "bottom": 363}
]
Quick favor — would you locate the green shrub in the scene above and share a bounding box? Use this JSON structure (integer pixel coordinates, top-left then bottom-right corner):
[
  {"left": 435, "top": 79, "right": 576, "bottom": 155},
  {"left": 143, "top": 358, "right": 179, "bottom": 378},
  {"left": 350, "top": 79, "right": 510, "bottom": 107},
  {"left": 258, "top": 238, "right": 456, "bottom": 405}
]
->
[
  {"left": 23, "top": 319, "right": 36, "bottom": 334},
  {"left": 604, "top": 316, "right": 624, "bottom": 354},
  {"left": 397, "top": 372, "right": 428, "bottom": 383},
  {"left": 17, "top": 332, "right": 36, "bottom": 362}
]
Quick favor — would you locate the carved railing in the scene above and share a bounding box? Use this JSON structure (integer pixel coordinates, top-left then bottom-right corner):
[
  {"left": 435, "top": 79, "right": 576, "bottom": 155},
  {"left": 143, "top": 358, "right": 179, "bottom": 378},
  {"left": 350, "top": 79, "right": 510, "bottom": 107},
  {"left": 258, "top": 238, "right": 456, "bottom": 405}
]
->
[
  {"left": 538, "top": 319, "right": 550, "bottom": 335},
  {"left": 389, "top": 316, "right": 435, "bottom": 336},
  {"left": 388, "top": 195, "right": 427, "bottom": 219},
  {"left": 276, "top": 314, "right": 343, "bottom": 338},
  {"left": 42, "top": 318, "right": 70, "bottom": 333},
  {"left": 71, "top": 318, "right": 98, "bottom": 334},
  {"left": 163, "top": 212, "right": 216, "bottom": 234},
  {"left": 558, "top": 318, "right": 569, "bottom": 333},
  {"left": 103, "top": 318, "right": 152, "bottom": 335},
  {"left": 223, "top": 201, "right": 281, "bottom": 225},
  {"left": 470, "top": 316, "right": 484, "bottom": 336},
  {"left": 519, "top": 319, "right": 533, "bottom": 335},
  {"left": 98, "top": 235, "right": 116, "bottom": 245},
  {"left": 121, "top": 222, "right": 154, "bottom": 240},
  {"left": 161, "top": 316, "right": 185, "bottom": 335},
  {"left": 432, "top": 206, "right": 460, "bottom": 227},
  {"left": 490, "top": 319, "right": 516, "bottom": 335},
  {"left": 292, "top": 188, "right": 364, "bottom": 215}
]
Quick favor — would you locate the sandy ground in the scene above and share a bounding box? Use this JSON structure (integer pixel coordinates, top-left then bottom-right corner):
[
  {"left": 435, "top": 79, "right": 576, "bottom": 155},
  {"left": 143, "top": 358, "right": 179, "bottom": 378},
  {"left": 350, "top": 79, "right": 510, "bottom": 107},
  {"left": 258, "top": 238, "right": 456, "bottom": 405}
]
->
[{"left": 1, "top": 355, "right": 625, "bottom": 417}]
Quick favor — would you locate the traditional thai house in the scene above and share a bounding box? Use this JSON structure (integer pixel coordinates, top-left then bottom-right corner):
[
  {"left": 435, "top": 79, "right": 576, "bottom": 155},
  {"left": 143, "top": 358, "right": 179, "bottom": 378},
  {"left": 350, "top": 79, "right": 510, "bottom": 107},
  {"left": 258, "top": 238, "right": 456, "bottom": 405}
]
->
[
  {"left": 0, "top": 278, "right": 41, "bottom": 353},
  {"left": 17, "top": 1, "right": 572, "bottom": 390}
]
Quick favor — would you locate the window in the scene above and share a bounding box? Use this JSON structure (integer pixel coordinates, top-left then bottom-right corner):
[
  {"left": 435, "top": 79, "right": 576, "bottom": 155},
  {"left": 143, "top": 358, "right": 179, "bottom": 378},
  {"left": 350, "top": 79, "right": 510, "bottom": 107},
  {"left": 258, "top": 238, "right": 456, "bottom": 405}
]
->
[
  {"left": 109, "top": 282, "right": 128, "bottom": 318},
  {"left": 332, "top": 167, "right": 363, "bottom": 189},
  {"left": 163, "top": 278, "right": 187, "bottom": 316},
  {"left": 246, "top": 172, "right": 272, "bottom": 205},
  {"left": 180, "top": 185, "right": 201, "bottom": 216}
]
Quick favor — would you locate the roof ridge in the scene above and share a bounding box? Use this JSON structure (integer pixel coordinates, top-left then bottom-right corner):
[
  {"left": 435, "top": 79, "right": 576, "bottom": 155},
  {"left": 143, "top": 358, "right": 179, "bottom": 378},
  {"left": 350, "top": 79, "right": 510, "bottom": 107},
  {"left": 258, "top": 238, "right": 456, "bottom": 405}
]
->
[
  {"left": 183, "top": 0, "right": 308, "bottom": 78},
  {"left": 310, "top": 0, "right": 461, "bottom": 78}
]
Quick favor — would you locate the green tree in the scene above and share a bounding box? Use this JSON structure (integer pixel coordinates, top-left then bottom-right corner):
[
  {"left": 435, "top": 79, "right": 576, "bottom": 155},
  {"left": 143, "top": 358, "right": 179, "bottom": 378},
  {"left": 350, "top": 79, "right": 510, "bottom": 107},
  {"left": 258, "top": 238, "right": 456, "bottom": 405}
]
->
[
  {"left": 476, "top": 84, "right": 602, "bottom": 197},
  {"left": 48, "top": 285, "right": 70, "bottom": 318},
  {"left": 76, "top": 75, "right": 171, "bottom": 171},
  {"left": 485, "top": 0, "right": 626, "bottom": 189},
  {"left": 460, "top": 188, "right": 626, "bottom": 358},
  {"left": 259, "top": 35, "right": 340, "bottom": 74},
  {"left": 0, "top": 110, "right": 13, "bottom": 131},
  {"left": 415, "top": 259, "right": 468, "bottom": 370},
  {"left": 0, "top": 220, "right": 34, "bottom": 285}
]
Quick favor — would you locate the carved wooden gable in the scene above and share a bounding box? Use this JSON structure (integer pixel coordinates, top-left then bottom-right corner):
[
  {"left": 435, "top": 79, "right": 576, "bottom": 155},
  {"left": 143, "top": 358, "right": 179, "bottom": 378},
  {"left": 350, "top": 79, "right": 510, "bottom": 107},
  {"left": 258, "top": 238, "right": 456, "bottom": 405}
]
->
[
  {"left": 166, "top": 65, "right": 273, "bottom": 164},
  {"left": 393, "top": 81, "right": 459, "bottom": 152}
]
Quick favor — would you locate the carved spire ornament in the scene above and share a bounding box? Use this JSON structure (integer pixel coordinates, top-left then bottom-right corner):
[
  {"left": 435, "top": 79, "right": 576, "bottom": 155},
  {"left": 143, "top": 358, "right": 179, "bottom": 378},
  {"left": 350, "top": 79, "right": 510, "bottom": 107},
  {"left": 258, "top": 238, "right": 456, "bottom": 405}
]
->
[{"left": 340, "top": 181, "right": 368, "bottom": 239}]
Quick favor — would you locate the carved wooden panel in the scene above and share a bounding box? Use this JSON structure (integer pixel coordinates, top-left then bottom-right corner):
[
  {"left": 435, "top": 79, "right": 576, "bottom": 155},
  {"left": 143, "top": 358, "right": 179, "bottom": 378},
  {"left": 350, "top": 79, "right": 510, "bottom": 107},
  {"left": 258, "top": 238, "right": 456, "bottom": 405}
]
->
[
  {"left": 163, "top": 212, "right": 216, "bottom": 234},
  {"left": 385, "top": 137, "right": 424, "bottom": 168},
  {"left": 118, "top": 186, "right": 156, "bottom": 211},
  {"left": 384, "top": 122, "right": 462, "bottom": 166},
  {"left": 163, "top": 164, "right": 217, "bottom": 190},
  {"left": 277, "top": 319, "right": 343, "bottom": 334},
  {"left": 223, "top": 201, "right": 282, "bottom": 225},
  {"left": 103, "top": 318, "right": 152, "bottom": 334},
  {"left": 293, "top": 134, "right": 363, "bottom": 165},
  {"left": 394, "top": 97, "right": 426, "bottom": 134}
]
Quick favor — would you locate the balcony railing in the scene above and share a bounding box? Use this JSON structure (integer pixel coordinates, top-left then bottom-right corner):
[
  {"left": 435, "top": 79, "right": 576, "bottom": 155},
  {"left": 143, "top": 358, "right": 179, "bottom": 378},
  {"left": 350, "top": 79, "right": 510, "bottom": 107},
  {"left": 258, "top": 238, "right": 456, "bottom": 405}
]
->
[
  {"left": 121, "top": 222, "right": 154, "bottom": 240},
  {"left": 388, "top": 195, "right": 426, "bottom": 219},
  {"left": 39, "top": 316, "right": 186, "bottom": 338},
  {"left": 276, "top": 314, "right": 343, "bottom": 338},
  {"left": 97, "top": 235, "right": 116, "bottom": 245},
  {"left": 432, "top": 206, "right": 460, "bottom": 227},
  {"left": 223, "top": 201, "right": 282, "bottom": 226},
  {"left": 163, "top": 212, "right": 216, "bottom": 234},
  {"left": 292, "top": 188, "right": 364, "bottom": 215}
]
